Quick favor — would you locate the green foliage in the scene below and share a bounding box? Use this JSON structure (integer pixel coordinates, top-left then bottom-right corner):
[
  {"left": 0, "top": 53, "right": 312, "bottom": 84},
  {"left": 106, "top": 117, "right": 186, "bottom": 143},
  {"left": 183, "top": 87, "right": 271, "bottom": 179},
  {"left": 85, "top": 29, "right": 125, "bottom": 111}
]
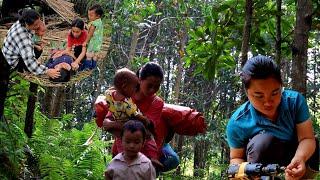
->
[
  {"left": 131, "top": 56, "right": 150, "bottom": 71},
  {"left": 184, "top": 2, "right": 241, "bottom": 80},
  {"left": 1, "top": 1, "right": 320, "bottom": 179},
  {"left": 0, "top": 77, "right": 112, "bottom": 179},
  {"left": 30, "top": 117, "right": 110, "bottom": 180},
  {"left": 0, "top": 121, "right": 27, "bottom": 180},
  {"left": 0, "top": 75, "right": 31, "bottom": 179},
  {"left": 249, "top": 0, "right": 295, "bottom": 58}
]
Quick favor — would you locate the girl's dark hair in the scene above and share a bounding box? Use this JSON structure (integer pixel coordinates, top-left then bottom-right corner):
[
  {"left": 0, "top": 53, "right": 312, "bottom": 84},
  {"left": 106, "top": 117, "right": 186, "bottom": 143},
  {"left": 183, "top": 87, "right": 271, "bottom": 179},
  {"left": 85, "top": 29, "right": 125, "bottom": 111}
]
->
[
  {"left": 137, "top": 62, "right": 164, "bottom": 81},
  {"left": 121, "top": 120, "right": 146, "bottom": 140},
  {"left": 89, "top": 4, "right": 104, "bottom": 17},
  {"left": 240, "top": 55, "right": 282, "bottom": 89},
  {"left": 71, "top": 18, "right": 85, "bottom": 30},
  {"left": 18, "top": 9, "right": 40, "bottom": 26}
]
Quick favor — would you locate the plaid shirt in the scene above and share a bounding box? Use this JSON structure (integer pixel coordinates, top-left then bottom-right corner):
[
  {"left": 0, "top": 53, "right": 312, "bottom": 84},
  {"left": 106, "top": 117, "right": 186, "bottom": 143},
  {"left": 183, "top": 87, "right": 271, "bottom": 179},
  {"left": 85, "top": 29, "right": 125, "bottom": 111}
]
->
[{"left": 2, "top": 21, "right": 47, "bottom": 75}]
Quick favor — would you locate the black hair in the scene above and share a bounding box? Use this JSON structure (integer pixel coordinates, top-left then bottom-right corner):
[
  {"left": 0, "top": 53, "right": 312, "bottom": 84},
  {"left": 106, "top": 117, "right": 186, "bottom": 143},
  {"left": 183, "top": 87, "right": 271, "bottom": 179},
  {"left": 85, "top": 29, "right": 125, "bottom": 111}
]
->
[
  {"left": 50, "top": 68, "right": 71, "bottom": 82},
  {"left": 74, "top": 45, "right": 83, "bottom": 58},
  {"left": 71, "top": 18, "right": 85, "bottom": 30},
  {"left": 137, "top": 62, "right": 164, "bottom": 81},
  {"left": 18, "top": 9, "right": 40, "bottom": 26},
  {"left": 121, "top": 120, "right": 146, "bottom": 140},
  {"left": 240, "top": 55, "right": 282, "bottom": 89},
  {"left": 89, "top": 4, "right": 104, "bottom": 17}
]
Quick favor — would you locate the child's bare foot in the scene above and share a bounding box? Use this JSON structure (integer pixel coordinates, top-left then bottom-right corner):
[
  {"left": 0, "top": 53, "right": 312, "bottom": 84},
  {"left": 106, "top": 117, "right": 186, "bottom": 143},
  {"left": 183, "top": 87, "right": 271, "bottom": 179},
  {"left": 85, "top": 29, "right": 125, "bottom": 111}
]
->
[{"left": 151, "top": 158, "right": 164, "bottom": 169}]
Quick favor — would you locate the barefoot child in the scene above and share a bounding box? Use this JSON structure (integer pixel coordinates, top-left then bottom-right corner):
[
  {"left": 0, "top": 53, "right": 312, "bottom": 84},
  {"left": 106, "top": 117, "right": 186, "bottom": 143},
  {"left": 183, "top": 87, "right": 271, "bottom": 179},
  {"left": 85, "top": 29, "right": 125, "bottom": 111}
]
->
[
  {"left": 84, "top": 4, "right": 104, "bottom": 69},
  {"left": 105, "top": 120, "right": 156, "bottom": 180}
]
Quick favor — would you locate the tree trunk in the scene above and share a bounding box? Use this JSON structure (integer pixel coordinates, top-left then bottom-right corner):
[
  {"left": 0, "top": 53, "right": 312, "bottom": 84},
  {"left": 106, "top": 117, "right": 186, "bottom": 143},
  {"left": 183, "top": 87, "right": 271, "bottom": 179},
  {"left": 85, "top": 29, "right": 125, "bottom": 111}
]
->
[
  {"left": 24, "top": 83, "right": 38, "bottom": 138},
  {"left": 164, "top": 56, "right": 170, "bottom": 102},
  {"left": 41, "top": 87, "right": 53, "bottom": 116},
  {"left": 275, "top": 0, "right": 282, "bottom": 65},
  {"left": 193, "top": 139, "right": 208, "bottom": 177},
  {"left": 127, "top": 28, "right": 139, "bottom": 68},
  {"left": 65, "top": 86, "right": 75, "bottom": 114},
  {"left": 175, "top": 135, "right": 184, "bottom": 175},
  {"left": 174, "top": 29, "right": 185, "bottom": 103},
  {"left": 282, "top": 58, "right": 291, "bottom": 87},
  {"left": 173, "top": 28, "right": 187, "bottom": 175},
  {"left": 240, "top": 0, "right": 253, "bottom": 102},
  {"left": 50, "top": 87, "right": 65, "bottom": 117},
  {"left": 42, "top": 87, "right": 65, "bottom": 118},
  {"left": 220, "top": 139, "right": 230, "bottom": 179},
  {"left": 291, "top": 0, "right": 312, "bottom": 96},
  {"left": 240, "top": 0, "right": 253, "bottom": 67}
]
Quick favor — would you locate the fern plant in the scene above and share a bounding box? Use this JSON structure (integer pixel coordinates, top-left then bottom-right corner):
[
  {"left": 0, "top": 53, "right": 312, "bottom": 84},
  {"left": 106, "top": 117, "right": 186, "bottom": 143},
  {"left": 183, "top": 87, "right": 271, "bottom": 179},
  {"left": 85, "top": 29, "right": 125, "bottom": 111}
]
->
[
  {"left": 0, "top": 120, "right": 27, "bottom": 180},
  {"left": 1, "top": 76, "right": 113, "bottom": 179},
  {"left": 30, "top": 115, "right": 112, "bottom": 179}
]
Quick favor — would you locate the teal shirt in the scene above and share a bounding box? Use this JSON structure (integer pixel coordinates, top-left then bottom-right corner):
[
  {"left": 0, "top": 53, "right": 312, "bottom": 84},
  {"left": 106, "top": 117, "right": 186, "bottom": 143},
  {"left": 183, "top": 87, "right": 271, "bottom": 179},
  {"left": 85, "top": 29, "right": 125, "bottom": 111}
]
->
[
  {"left": 32, "top": 34, "right": 41, "bottom": 45},
  {"left": 226, "top": 90, "right": 310, "bottom": 148},
  {"left": 87, "top": 18, "right": 103, "bottom": 52}
]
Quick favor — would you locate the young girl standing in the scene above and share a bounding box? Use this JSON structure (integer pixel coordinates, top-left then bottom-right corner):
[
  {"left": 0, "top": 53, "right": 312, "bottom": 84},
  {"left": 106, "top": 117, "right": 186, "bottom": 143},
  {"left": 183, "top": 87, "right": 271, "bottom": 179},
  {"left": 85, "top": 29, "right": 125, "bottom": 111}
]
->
[{"left": 84, "top": 4, "right": 104, "bottom": 69}]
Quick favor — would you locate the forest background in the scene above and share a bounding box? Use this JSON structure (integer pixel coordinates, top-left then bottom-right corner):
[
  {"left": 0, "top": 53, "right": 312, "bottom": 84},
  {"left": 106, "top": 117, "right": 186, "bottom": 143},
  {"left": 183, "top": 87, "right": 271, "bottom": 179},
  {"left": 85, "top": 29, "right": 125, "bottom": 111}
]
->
[{"left": 0, "top": 0, "right": 319, "bottom": 179}]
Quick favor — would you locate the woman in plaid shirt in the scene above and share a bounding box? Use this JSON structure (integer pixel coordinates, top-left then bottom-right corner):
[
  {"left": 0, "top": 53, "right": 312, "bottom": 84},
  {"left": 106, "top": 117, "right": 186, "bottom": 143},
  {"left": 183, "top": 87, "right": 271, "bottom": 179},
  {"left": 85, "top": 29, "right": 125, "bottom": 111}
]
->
[{"left": 0, "top": 9, "right": 60, "bottom": 118}]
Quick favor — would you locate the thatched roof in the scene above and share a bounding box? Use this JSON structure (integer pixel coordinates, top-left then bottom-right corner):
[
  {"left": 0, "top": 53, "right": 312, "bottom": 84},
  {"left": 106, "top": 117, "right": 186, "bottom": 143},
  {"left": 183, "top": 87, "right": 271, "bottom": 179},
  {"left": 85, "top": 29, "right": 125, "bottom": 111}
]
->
[{"left": 43, "top": 0, "right": 78, "bottom": 24}]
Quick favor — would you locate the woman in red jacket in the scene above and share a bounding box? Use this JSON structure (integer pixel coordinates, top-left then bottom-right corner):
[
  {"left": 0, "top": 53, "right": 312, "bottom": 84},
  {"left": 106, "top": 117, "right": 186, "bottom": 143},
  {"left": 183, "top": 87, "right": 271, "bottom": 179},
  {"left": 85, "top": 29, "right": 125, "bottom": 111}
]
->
[{"left": 95, "top": 62, "right": 179, "bottom": 171}]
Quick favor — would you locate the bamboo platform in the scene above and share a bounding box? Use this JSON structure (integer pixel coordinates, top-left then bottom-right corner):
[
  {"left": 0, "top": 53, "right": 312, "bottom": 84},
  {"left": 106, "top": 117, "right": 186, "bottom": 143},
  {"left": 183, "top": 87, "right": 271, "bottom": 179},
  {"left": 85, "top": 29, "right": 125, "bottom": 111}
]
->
[{"left": 0, "top": 0, "right": 111, "bottom": 88}]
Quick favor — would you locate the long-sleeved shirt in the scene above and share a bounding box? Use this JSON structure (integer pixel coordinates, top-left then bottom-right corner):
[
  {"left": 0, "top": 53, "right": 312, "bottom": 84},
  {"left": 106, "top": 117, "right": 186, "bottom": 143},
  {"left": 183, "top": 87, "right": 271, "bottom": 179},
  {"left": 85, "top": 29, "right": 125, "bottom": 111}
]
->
[{"left": 2, "top": 21, "right": 47, "bottom": 75}]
